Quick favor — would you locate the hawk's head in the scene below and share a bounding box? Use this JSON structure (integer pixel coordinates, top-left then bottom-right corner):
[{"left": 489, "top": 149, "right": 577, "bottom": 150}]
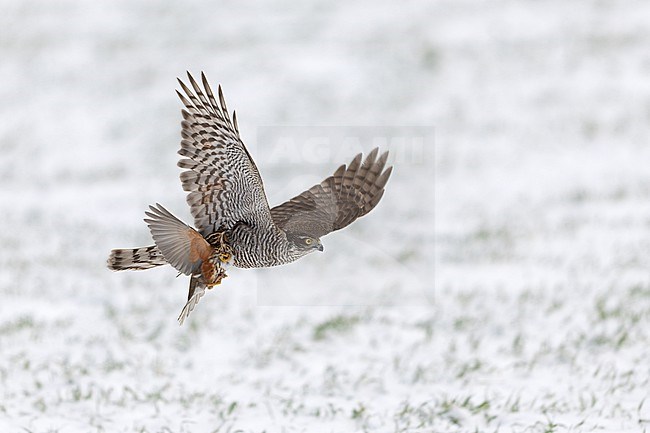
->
[{"left": 286, "top": 233, "right": 324, "bottom": 257}]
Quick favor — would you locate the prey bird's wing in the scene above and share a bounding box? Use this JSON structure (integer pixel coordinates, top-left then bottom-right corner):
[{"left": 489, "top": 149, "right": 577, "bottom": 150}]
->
[
  {"left": 178, "top": 276, "right": 206, "bottom": 325},
  {"left": 176, "top": 72, "right": 274, "bottom": 236},
  {"left": 144, "top": 203, "right": 212, "bottom": 276},
  {"left": 270, "top": 148, "right": 392, "bottom": 238}
]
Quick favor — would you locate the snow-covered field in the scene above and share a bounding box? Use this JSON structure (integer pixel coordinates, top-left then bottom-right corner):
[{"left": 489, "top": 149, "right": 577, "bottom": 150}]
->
[{"left": 2, "top": 0, "right": 650, "bottom": 431}]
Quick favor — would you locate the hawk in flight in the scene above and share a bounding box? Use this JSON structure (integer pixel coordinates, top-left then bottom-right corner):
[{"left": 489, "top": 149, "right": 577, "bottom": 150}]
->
[{"left": 108, "top": 72, "right": 393, "bottom": 324}]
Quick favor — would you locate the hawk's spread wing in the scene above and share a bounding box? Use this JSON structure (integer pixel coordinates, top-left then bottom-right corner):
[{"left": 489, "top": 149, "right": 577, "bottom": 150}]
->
[
  {"left": 176, "top": 72, "right": 273, "bottom": 236},
  {"left": 270, "top": 148, "right": 392, "bottom": 238}
]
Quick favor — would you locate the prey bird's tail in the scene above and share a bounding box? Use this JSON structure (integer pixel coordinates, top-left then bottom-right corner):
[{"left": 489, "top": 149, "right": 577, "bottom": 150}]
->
[{"left": 107, "top": 245, "right": 167, "bottom": 271}]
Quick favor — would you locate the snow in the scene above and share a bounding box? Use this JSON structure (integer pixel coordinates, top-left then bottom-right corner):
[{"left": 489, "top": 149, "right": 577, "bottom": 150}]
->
[{"left": 1, "top": 0, "right": 650, "bottom": 431}]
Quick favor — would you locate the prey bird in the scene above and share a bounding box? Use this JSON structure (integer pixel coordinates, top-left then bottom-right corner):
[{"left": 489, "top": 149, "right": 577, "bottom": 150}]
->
[{"left": 107, "top": 72, "right": 393, "bottom": 324}]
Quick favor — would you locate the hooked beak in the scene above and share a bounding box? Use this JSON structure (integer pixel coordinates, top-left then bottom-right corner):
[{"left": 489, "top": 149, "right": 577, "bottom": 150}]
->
[{"left": 316, "top": 242, "right": 324, "bottom": 252}]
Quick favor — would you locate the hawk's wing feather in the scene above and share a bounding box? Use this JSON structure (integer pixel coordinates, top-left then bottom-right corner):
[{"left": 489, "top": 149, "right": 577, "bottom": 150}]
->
[
  {"left": 271, "top": 148, "right": 392, "bottom": 238},
  {"left": 176, "top": 72, "right": 272, "bottom": 237}
]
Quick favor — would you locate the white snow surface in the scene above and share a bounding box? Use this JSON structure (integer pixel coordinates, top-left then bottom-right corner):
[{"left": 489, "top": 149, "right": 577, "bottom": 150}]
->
[{"left": 1, "top": 0, "right": 650, "bottom": 432}]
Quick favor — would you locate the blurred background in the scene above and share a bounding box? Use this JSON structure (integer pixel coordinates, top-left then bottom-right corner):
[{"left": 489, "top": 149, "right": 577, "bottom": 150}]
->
[{"left": 1, "top": 0, "right": 649, "bottom": 432}]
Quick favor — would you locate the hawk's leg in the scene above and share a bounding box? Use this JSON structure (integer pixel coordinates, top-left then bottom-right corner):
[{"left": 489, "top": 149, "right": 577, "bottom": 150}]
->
[{"left": 201, "top": 231, "right": 235, "bottom": 287}]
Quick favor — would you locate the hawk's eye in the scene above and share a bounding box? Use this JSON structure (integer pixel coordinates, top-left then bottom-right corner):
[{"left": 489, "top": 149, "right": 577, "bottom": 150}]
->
[{"left": 305, "top": 238, "right": 313, "bottom": 245}]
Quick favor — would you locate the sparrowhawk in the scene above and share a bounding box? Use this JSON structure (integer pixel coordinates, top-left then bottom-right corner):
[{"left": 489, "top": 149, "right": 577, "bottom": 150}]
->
[{"left": 108, "top": 72, "right": 393, "bottom": 324}]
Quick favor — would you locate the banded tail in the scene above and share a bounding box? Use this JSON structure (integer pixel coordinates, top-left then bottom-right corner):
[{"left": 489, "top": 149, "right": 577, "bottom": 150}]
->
[{"left": 107, "top": 245, "right": 167, "bottom": 271}]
